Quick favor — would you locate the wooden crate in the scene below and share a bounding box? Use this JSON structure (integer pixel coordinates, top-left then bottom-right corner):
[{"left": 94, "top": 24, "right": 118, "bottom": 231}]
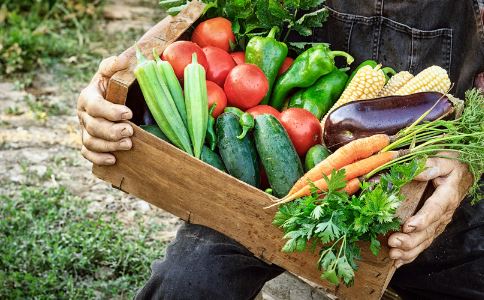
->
[{"left": 92, "top": 2, "right": 429, "bottom": 298}]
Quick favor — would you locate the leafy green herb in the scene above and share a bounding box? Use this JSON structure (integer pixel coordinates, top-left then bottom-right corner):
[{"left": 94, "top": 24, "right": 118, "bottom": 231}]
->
[
  {"left": 273, "top": 159, "right": 425, "bottom": 286},
  {"left": 160, "top": 0, "right": 329, "bottom": 48}
]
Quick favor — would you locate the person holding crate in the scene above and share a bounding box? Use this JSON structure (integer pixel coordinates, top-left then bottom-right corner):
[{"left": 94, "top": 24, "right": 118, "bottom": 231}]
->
[{"left": 77, "top": 0, "right": 484, "bottom": 299}]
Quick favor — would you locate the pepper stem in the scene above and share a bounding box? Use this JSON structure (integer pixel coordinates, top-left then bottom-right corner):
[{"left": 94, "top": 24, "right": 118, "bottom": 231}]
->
[
  {"left": 382, "top": 67, "right": 396, "bottom": 77},
  {"left": 329, "top": 51, "right": 354, "bottom": 65},
  {"left": 267, "top": 26, "right": 279, "bottom": 39}
]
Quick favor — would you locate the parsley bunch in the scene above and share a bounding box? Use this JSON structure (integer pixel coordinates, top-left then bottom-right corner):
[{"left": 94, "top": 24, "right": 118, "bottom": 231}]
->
[
  {"left": 160, "top": 0, "right": 329, "bottom": 48},
  {"left": 273, "top": 159, "right": 425, "bottom": 286}
]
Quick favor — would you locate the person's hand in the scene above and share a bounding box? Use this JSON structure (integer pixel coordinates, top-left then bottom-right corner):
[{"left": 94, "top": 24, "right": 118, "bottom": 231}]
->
[
  {"left": 77, "top": 55, "right": 133, "bottom": 165},
  {"left": 388, "top": 152, "right": 473, "bottom": 268}
]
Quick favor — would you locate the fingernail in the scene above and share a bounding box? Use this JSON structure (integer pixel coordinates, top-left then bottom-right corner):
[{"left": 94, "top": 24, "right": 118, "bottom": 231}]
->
[
  {"left": 119, "top": 139, "right": 131, "bottom": 149},
  {"left": 404, "top": 224, "right": 416, "bottom": 233},
  {"left": 106, "top": 157, "right": 115, "bottom": 164},
  {"left": 121, "top": 111, "right": 132, "bottom": 120},
  {"left": 390, "top": 238, "right": 401, "bottom": 247},
  {"left": 121, "top": 127, "right": 133, "bottom": 137},
  {"left": 426, "top": 167, "right": 439, "bottom": 179}
]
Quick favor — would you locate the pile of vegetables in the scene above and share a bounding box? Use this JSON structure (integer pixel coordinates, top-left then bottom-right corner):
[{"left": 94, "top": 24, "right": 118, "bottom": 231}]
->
[{"left": 134, "top": 3, "right": 484, "bottom": 287}]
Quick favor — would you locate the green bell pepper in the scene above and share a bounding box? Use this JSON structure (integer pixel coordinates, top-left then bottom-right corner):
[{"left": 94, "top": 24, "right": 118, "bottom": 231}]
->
[
  {"left": 245, "top": 26, "right": 288, "bottom": 105},
  {"left": 288, "top": 68, "right": 349, "bottom": 119},
  {"left": 270, "top": 45, "right": 354, "bottom": 110}
]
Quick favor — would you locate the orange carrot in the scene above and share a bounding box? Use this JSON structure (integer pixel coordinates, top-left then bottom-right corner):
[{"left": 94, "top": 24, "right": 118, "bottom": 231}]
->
[
  {"left": 344, "top": 178, "right": 361, "bottom": 195},
  {"left": 274, "top": 151, "right": 399, "bottom": 205},
  {"left": 288, "top": 134, "right": 391, "bottom": 196}
]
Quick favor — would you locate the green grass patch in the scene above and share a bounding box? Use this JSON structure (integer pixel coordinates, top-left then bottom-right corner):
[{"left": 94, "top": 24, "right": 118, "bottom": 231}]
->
[
  {"left": 0, "top": 186, "right": 166, "bottom": 299},
  {"left": 0, "top": 1, "right": 104, "bottom": 76}
]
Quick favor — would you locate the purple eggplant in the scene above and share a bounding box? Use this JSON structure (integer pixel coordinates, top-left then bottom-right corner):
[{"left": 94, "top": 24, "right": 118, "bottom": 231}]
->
[{"left": 323, "top": 92, "right": 456, "bottom": 151}]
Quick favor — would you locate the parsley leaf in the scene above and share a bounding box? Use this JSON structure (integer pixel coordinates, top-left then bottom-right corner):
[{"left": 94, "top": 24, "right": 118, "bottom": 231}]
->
[{"left": 274, "top": 159, "right": 423, "bottom": 286}]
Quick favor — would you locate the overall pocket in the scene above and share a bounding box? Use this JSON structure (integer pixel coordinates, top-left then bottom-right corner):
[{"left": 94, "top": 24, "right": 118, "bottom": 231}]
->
[{"left": 315, "top": 7, "right": 453, "bottom": 75}]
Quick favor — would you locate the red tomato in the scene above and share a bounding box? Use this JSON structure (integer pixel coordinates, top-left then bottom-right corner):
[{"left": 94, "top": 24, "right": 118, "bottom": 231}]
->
[
  {"left": 246, "top": 105, "right": 281, "bottom": 121},
  {"left": 203, "top": 46, "right": 236, "bottom": 87},
  {"left": 191, "top": 17, "right": 235, "bottom": 52},
  {"left": 224, "top": 64, "right": 268, "bottom": 110},
  {"left": 230, "top": 51, "right": 245, "bottom": 65},
  {"left": 278, "top": 57, "right": 294, "bottom": 76},
  {"left": 162, "top": 41, "right": 208, "bottom": 80},
  {"left": 206, "top": 81, "right": 227, "bottom": 118},
  {"left": 280, "top": 108, "right": 322, "bottom": 156}
]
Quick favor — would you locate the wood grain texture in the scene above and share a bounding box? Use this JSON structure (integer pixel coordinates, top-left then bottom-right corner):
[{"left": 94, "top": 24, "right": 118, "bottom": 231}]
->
[{"left": 93, "top": 125, "right": 428, "bottom": 299}]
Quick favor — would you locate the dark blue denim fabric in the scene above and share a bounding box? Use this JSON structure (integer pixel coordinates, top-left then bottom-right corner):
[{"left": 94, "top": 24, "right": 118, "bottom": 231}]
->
[
  {"left": 316, "top": 0, "right": 484, "bottom": 97},
  {"left": 136, "top": 1, "right": 484, "bottom": 299}
]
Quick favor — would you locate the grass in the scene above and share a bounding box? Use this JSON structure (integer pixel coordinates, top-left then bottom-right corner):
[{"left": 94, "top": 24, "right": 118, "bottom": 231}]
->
[
  {"left": 0, "top": 0, "right": 148, "bottom": 91},
  {"left": 0, "top": 186, "right": 167, "bottom": 299},
  {"left": 0, "top": 1, "right": 103, "bottom": 76}
]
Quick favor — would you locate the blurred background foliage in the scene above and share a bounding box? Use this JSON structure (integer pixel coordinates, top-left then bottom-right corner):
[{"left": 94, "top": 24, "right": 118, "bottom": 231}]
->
[{"left": 0, "top": 0, "right": 104, "bottom": 76}]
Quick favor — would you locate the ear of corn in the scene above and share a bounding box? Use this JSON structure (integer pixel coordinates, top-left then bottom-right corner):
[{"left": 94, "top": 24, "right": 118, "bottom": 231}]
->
[
  {"left": 395, "top": 66, "right": 451, "bottom": 95},
  {"left": 377, "top": 71, "right": 414, "bottom": 97},
  {"left": 321, "top": 64, "right": 386, "bottom": 127},
  {"left": 184, "top": 53, "right": 208, "bottom": 159},
  {"left": 134, "top": 48, "right": 193, "bottom": 155}
]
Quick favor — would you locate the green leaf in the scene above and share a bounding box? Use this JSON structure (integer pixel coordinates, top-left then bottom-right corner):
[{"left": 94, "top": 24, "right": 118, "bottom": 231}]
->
[
  {"left": 299, "top": 0, "right": 325, "bottom": 10},
  {"left": 325, "top": 169, "right": 347, "bottom": 192},
  {"left": 315, "top": 218, "right": 340, "bottom": 243},
  {"left": 311, "top": 205, "right": 324, "bottom": 220},
  {"left": 336, "top": 257, "right": 355, "bottom": 285},
  {"left": 322, "top": 269, "right": 340, "bottom": 285},
  {"left": 255, "top": 0, "right": 292, "bottom": 29},
  {"left": 319, "top": 248, "right": 336, "bottom": 270},
  {"left": 293, "top": 8, "right": 328, "bottom": 36},
  {"left": 283, "top": 0, "right": 300, "bottom": 10},
  {"left": 369, "top": 235, "right": 381, "bottom": 256},
  {"left": 296, "top": 237, "right": 307, "bottom": 252},
  {"left": 225, "top": 0, "right": 254, "bottom": 20}
]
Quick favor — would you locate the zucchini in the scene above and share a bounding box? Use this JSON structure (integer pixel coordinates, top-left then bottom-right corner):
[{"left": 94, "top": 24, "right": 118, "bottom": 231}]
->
[
  {"left": 216, "top": 112, "right": 260, "bottom": 187},
  {"left": 200, "top": 146, "right": 226, "bottom": 172},
  {"left": 254, "top": 114, "right": 303, "bottom": 197}
]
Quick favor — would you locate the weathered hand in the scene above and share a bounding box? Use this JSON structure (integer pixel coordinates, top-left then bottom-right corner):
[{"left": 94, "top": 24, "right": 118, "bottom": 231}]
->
[
  {"left": 388, "top": 152, "right": 473, "bottom": 268},
  {"left": 77, "top": 55, "right": 133, "bottom": 165}
]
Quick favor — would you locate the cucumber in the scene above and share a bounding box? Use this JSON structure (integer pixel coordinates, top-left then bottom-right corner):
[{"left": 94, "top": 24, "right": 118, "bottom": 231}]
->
[
  {"left": 201, "top": 146, "right": 226, "bottom": 172},
  {"left": 254, "top": 114, "right": 303, "bottom": 197},
  {"left": 216, "top": 112, "right": 260, "bottom": 187},
  {"left": 304, "top": 144, "right": 331, "bottom": 172},
  {"left": 140, "top": 124, "right": 168, "bottom": 142}
]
